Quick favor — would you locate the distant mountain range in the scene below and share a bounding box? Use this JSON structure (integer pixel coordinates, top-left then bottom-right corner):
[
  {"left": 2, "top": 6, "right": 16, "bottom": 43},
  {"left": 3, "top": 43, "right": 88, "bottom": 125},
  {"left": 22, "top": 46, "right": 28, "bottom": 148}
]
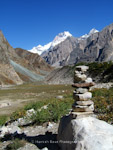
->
[
  {"left": 28, "top": 29, "right": 99, "bottom": 56},
  {"left": 29, "top": 23, "right": 113, "bottom": 67},
  {"left": 0, "top": 23, "right": 113, "bottom": 85}
]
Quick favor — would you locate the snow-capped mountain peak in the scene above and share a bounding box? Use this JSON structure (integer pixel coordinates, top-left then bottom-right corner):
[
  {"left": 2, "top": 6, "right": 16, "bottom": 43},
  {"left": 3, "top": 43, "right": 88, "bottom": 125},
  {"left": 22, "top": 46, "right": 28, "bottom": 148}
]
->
[
  {"left": 28, "top": 29, "right": 99, "bottom": 55},
  {"left": 78, "top": 28, "right": 99, "bottom": 40},
  {"left": 28, "top": 31, "right": 72, "bottom": 55},
  {"left": 89, "top": 28, "right": 99, "bottom": 35},
  {"left": 51, "top": 31, "right": 72, "bottom": 48}
]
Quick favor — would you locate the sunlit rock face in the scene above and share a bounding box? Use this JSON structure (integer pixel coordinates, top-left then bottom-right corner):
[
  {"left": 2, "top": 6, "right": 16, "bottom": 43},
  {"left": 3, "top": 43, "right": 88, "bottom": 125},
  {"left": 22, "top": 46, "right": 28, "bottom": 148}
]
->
[
  {"left": 57, "top": 115, "right": 113, "bottom": 150},
  {"left": 0, "top": 31, "right": 52, "bottom": 85},
  {"left": 40, "top": 23, "right": 113, "bottom": 67}
]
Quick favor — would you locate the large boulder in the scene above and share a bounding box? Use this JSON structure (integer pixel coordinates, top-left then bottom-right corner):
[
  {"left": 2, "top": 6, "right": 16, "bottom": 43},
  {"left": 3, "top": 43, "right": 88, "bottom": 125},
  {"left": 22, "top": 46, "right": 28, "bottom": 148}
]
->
[{"left": 57, "top": 116, "right": 113, "bottom": 150}]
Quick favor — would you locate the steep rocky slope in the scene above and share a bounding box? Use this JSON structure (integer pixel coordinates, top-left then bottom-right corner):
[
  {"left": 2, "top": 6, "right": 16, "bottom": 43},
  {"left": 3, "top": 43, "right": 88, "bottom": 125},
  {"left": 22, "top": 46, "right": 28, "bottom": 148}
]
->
[
  {"left": 42, "top": 36, "right": 77, "bottom": 67},
  {"left": 42, "top": 23, "right": 113, "bottom": 66},
  {"left": 15, "top": 48, "right": 52, "bottom": 74},
  {"left": 0, "top": 31, "right": 52, "bottom": 85},
  {"left": 68, "top": 23, "right": 113, "bottom": 64},
  {"left": 45, "top": 66, "right": 74, "bottom": 84},
  {"left": 0, "top": 31, "right": 23, "bottom": 85}
]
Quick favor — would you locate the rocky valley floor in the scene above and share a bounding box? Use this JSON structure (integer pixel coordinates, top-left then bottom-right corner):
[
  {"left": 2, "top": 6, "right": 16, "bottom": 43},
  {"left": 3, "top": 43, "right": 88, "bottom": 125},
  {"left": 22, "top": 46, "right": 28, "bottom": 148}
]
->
[{"left": 0, "top": 84, "right": 73, "bottom": 115}]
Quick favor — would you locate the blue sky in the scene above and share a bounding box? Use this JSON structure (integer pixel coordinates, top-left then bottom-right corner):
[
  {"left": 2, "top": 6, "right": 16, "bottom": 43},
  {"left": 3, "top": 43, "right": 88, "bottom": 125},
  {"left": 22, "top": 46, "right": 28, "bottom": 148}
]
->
[{"left": 0, "top": 0, "right": 113, "bottom": 49}]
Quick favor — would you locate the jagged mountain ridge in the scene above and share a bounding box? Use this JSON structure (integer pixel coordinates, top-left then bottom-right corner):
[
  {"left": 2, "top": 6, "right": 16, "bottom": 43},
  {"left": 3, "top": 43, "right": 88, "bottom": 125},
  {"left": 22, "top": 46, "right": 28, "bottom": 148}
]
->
[
  {"left": 28, "top": 31, "right": 72, "bottom": 55},
  {"left": 41, "top": 29, "right": 99, "bottom": 66},
  {"left": 0, "top": 31, "right": 52, "bottom": 85},
  {"left": 40, "top": 23, "right": 113, "bottom": 66}
]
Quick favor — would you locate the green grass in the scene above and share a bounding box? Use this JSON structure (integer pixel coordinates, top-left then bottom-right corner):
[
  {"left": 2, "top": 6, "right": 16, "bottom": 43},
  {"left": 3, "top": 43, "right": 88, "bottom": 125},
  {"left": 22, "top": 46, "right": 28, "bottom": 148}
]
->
[
  {"left": 10, "top": 94, "right": 73, "bottom": 124},
  {"left": 0, "top": 84, "right": 73, "bottom": 116},
  {"left": 92, "top": 88, "right": 113, "bottom": 124},
  {"left": 0, "top": 115, "right": 8, "bottom": 126},
  {"left": 5, "top": 139, "right": 26, "bottom": 150},
  {"left": 88, "top": 61, "right": 113, "bottom": 77}
]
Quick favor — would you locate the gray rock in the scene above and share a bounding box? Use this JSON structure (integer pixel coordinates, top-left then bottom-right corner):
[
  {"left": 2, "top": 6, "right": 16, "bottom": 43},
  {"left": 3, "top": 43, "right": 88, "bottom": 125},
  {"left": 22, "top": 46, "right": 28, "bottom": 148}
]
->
[
  {"left": 90, "top": 82, "right": 113, "bottom": 90},
  {"left": 75, "top": 100, "right": 94, "bottom": 106},
  {"left": 72, "top": 82, "right": 95, "bottom": 88},
  {"left": 70, "top": 112, "right": 94, "bottom": 119},
  {"left": 56, "top": 95, "right": 64, "bottom": 99},
  {"left": 26, "top": 108, "right": 36, "bottom": 117},
  {"left": 75, "top": 66, "right": 89, "bottom": 72},
  {"left": 72, "top": 104, "right": 94, "bottom": 112},
  {"left": 0, "top": 102, "right": 11, "bottom": 108},
  {"left": 73, "top": 92, "right": 92, "bottom": 101},
  {"left": 41, "top": 148, "right": 48, "bottom": 150},
  {"left": 17, "top": 118, "right": 33, "bottom": 126},
  {"left": 74, "top": 73, "right": 87, "bottom": 82},
  {"left": 16, "top": 109, "right": 36, "bottom": 126},
  {"left": 74, "top": 70, "right": 81, "bottom": 74},
  {"left": 0, "top": 125, "right": 22, "bottom": 138},
  {"left": 85, "top": 77, "right": 93, "bottom": 83},
  {"left": 57, "top": 116, "right": 113, "bottom": 150},
  {"left": 75, "top": 88, "right": 88, "bottom": 94}
]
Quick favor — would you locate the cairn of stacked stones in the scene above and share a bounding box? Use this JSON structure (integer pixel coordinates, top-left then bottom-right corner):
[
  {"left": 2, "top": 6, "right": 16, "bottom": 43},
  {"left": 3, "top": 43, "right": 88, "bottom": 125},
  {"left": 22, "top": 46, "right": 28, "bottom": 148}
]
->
[{"left": 71, "top": 65, "right": 95, "bottom": 117}]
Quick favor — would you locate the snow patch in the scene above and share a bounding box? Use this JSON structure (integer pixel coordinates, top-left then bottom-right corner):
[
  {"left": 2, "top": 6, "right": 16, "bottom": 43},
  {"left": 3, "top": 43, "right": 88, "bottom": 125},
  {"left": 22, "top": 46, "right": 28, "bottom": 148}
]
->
[{"left": 78, "top": 28, "right": 99, "bottom": 40}]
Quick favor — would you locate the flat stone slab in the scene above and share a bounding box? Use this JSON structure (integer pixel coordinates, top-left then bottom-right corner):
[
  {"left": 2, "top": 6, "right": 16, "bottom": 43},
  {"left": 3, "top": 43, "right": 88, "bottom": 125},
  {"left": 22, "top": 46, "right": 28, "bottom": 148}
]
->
[
  {"left": 74, "top": 88, "right": 88, "bottom": 94},
  {"left": 72, "top": 82, "right": 95, "bottom": 88},
  {"left": 72, "top": 104, "right": 94, "bottom": 112},
  {"left": 70, "top": 112, "right": 94, "bottom": 119},
  {"left": 73, "top": 92, "right": 92, "bottom": 101},
  {"left": 74, "top": 100, "right": 94, "bottom": 106},
  {"left": 75, "top": 65, "right": 89, "bottom": 72}
]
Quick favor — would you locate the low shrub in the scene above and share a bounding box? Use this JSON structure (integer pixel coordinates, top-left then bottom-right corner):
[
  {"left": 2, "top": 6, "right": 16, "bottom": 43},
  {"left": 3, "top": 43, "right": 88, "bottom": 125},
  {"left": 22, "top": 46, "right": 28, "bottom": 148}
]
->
[
  {"left": 29, "top": 97, "right": 73, "bottom": 124},
  {"left": 92, "top": 88, "right": 113, "bottom": 124},
  {"left": 10, "top": 109, "right": 26, "bottom": 121},
  {"left": 5, "top": 139, "right": 26, "bottom": 150},
  {"left": 0, "top": 115, "right": 8, "bottom": 126}
]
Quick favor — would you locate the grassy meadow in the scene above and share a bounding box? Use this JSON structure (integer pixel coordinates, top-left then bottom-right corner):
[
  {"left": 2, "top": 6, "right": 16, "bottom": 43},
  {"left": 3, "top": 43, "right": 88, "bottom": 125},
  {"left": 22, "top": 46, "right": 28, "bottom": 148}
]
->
[
  {"left": 0, "top": 83, "right": 113, "bottom": 126},
  {"left": 0, "top": 83, "right": 74, "bottom": 125}
]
